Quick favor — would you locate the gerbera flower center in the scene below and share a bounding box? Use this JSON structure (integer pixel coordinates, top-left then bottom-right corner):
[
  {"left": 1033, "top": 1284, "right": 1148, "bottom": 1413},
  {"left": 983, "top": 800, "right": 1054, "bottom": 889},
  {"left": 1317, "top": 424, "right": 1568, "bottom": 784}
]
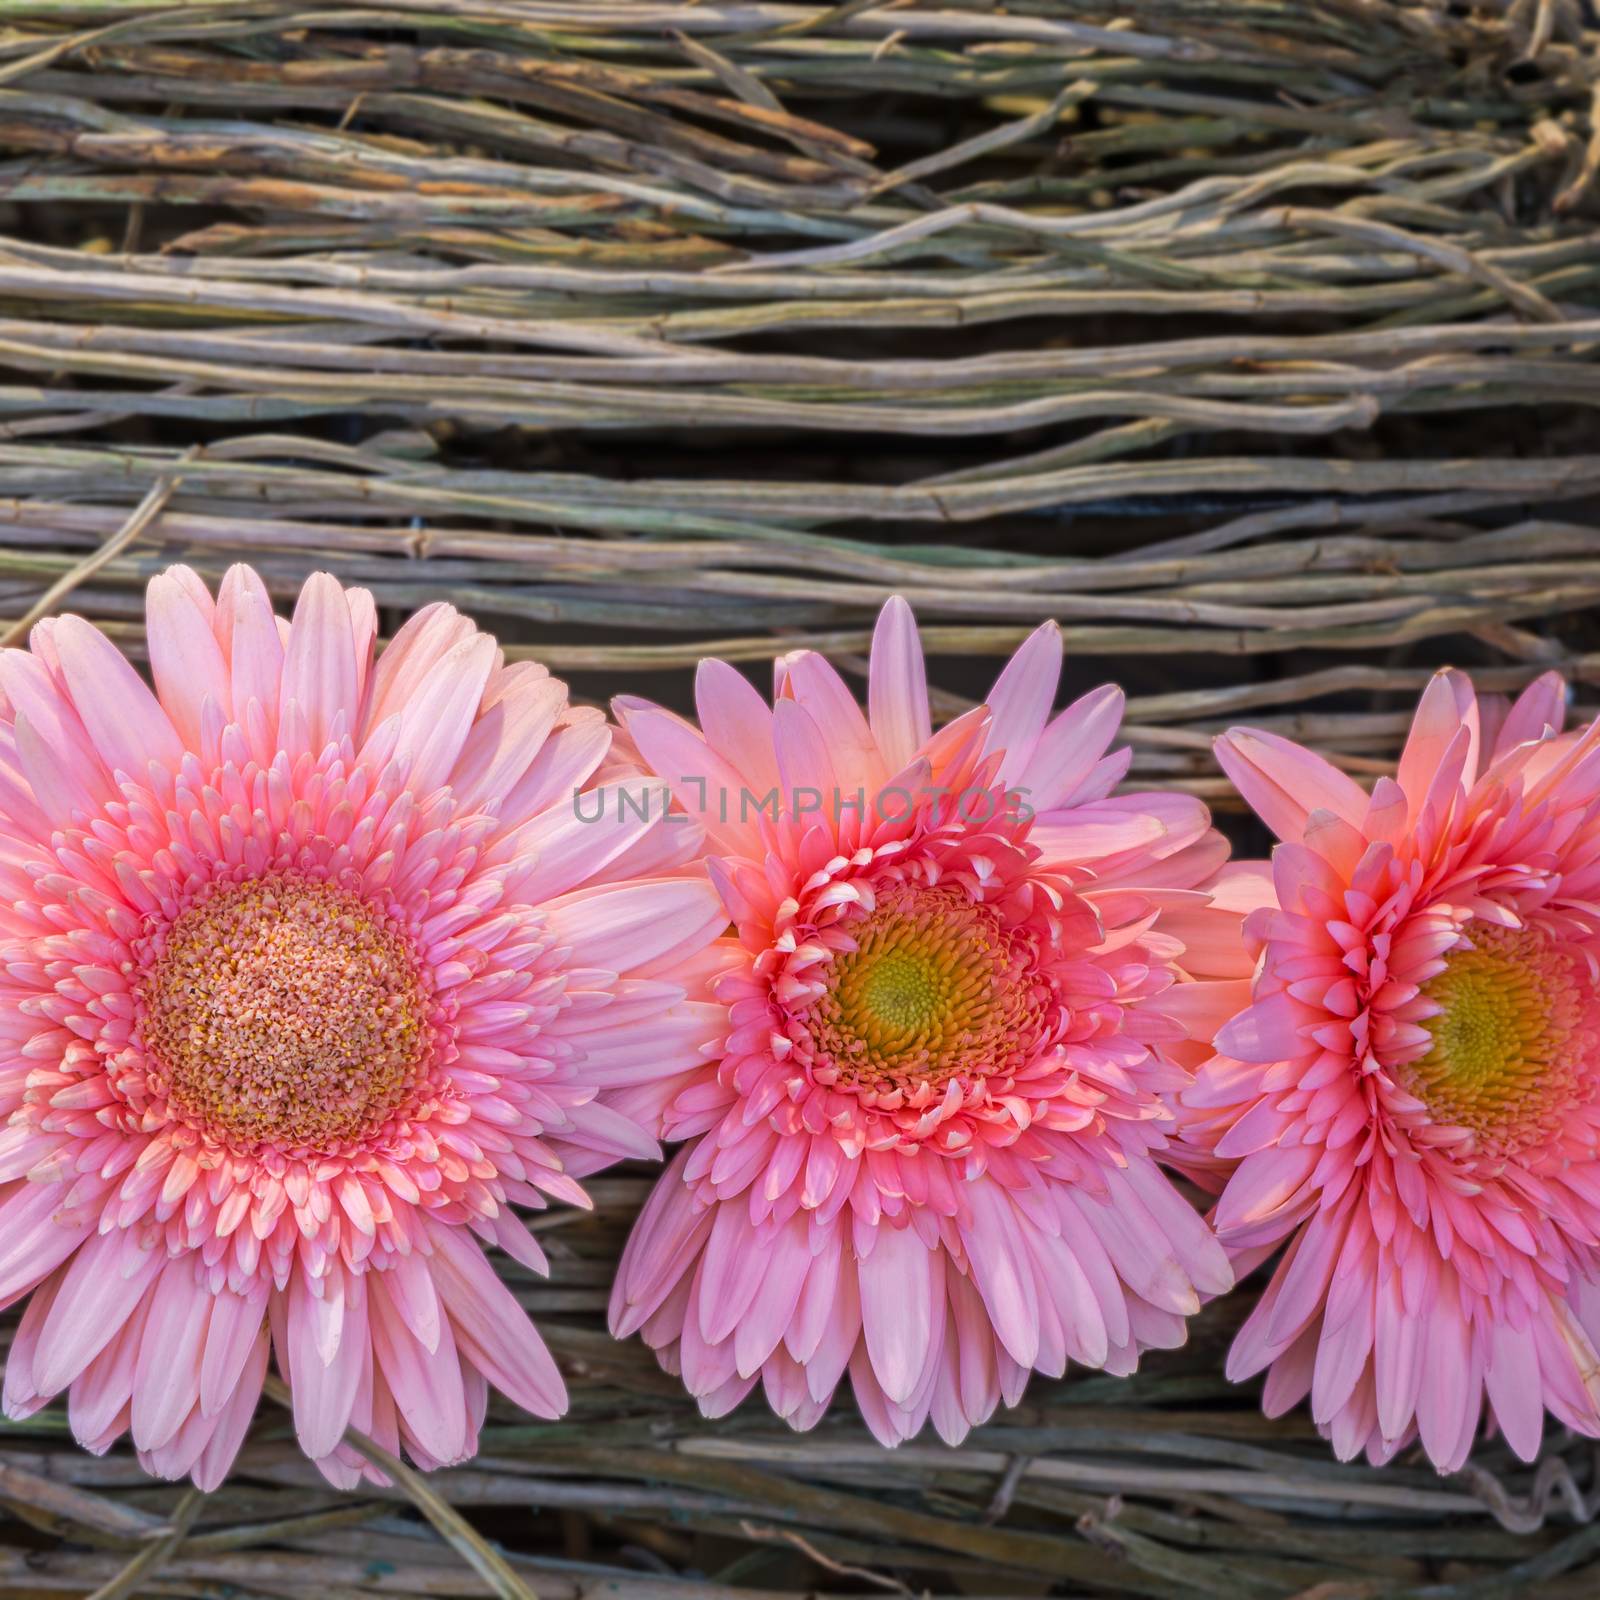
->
[
  {"left": 856, "top": 947, "right": 944, "bottom": 1033},
  {"left": 140, "top": 876, "right": 431, "bottom": 1150},
  {"left": 1407, "top": 923, "right": 1593, "bottom": 1155},
  {"left": 805, "top": 884, "right": 1049, "bottom": 1094}
]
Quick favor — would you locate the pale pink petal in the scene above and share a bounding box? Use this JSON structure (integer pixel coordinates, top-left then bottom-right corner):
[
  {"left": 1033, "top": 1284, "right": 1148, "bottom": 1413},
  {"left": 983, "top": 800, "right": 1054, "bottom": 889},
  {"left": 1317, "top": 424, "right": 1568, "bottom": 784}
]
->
[
  {"left": 200, "top": 1285, "right": 269, "bottom": 1418},
  {"left": 217, "top": 563, "right": 283, "bottom": 726},
  {"left": 859, "top": 1222, "right": 942, "bottom": 1406},
  {"left": 280, "top": 572, "right": 359, "bottom": 751},
  {"left": 1395, "top": 670, "right": 1472, "bottom": 815},
  {"left": 363, "top": 602, "right": 474, "bottom": 733},
  {"left": 505, "top": 779, "right": 676, "bottom": 904},
  {"left": 781, "top": 651, "right": 886, "bottom": 791},
  {"left": 192, "top": 1329, "right": 268, "bottom": 1491},
  {"left": 771, "top": 698, "right": 838, "bottom": 816},
  {"left": 0, "top": 1180, "right": 96, "bottom": 1307},
  {"left": 1489, "top": 670, "right": 1565, "bottom": 758},
  {"left": 960, "top": 1185, "right": 1040, "bottom": 1370},
  {"left": 867, "top": 596, "right": 931, "bottom": 771},
  {"left": 544, "top": 877, "right": 727, "bottom": 978},
  {"left": 390, "top": 632, "right": 496, "bottom": 795},
  {"left": 982, "top": 620, "right": 1061, "bottom": 785},
  {"left": 345, "top": 586, "right": 379, "bottom": 708},
  {"left": 284, "top": 1271, "right": 366, "bottom": 1458},
  {"left": 734, "top": 1215, "right": 811, "bottom": 1378},
  {"left": 1483, "top": 1315, "right": 1543, "bottom": 1462},
  {"left": 497, "top": 709, "right": 611, "bottom": 826},
  {"left": 130, "top": 1260, "right": 210, "bottom": 1451},
  {"left": 146, "top": 570, "right": 232, "bottom": 745},
  {"left": 35, "top": 1229, "right": 165, "bottom": 1396},
  {"left": 1021, "top": 684, "right": 1125, "bottom": 812},
  {"left": 421, "top": 1220, "right": 568, "bottom": 1420},
  {"left": 1213, "top": 727, "right": 1368, "bottom": 843},
  {"left": 54, "top": 614, "right": 184, "bottom": 776},
  {"left": 695, "top": 1200, "right": 770, "bottom": 1346},
  {"left": 450, "top": 673, "right": 567, "bottom": 814},
  {"left": 695, "top": 658, "right": 780, "bottom": 795},
  {"left": 1214, "top": 992, "right": 1311, "bottom": 1063},
  {"left": 616, "top": 702, "right": 754, "bottom": 854},
  {"left": 367, "top": 1272, "right": 471, "bottom": 1466}
]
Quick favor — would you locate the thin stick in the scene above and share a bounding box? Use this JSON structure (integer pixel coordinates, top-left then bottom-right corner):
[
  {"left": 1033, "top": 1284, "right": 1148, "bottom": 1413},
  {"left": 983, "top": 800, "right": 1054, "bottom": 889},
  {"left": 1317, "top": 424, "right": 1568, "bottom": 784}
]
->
[
  {"left": 0, "top": 444, "right": 199, "bottom": 648},
  {"left": 261, "top": 1376, "right": 540, "bottom": 1600},
  {"left": 84, "top": 1486, "right": 206, "bottom": 1600}
]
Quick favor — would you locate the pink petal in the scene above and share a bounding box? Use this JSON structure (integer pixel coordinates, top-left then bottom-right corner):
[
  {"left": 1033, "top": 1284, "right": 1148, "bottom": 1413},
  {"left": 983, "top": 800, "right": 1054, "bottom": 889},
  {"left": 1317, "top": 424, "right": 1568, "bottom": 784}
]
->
[
  {"left": 382, "top": 1248, "right": 443, "bottom": 1355},
  {"left": 451, "top": 673, "right": 567, "bottom": 814},
  {"left": 200, "top": 1284, "right": 269, "bottom": 1418},
  {"left": 695, "top": 658, "right": 779, "bottom": 794},
  {"left": 280, "top": 572, "right": 359, "bottom": 751},
  {"left": 498, "top": 710, "right": 610, "bottom": 826},
  {"left": 0, "top": 1179, "right": 96, "bottom": 1307},
  {"left": 867, "top": 597, "right": 931, "bottom": 770},
  {"left": 1156, "top": 979, "right": 1255, "bottom": 1046},
  {"left": 1413, "top": 1284, "right": 1476, "bottom": 1470},
  {"left": 363, "top": 601, "right": 474, "bottom": 732},
  {"left": 217, "top": 564, "right": 283, "bottom": 726},
  {"left": 982, "top": 620, "right": 1061, "bottom": 785},
  {"left": 1484, "top": 1314, "right": 1543, "bottom": 1463},
  {"left": 544, "top": 877, "right": 726, "bottom": 979},
  {"left": 771, "top": 697, "right": 837, "bottom": 812},
  {"left": 1395, "top": 671, "right": 1475, "bottom": 816},
  {"left": 781, "top": 651, "right": 885, "bottom": 791},
  {"left": 35, "top": 1229, "right": 165, "bottom": 1396},
  {"left": 424, "top": 1219, "right": 568, "bottom": 1419},
  {"left": 1213, "top": 727, "right": 1368, "bottom": 843},
  {"left": 1021, "top": 684, "right": 1125, "bottom": 811},
  {"left": 960, "top": 1183, "right": 1040, "bottom": 1370},
  {"left": 1373, "top": 1263, "right": 1424, "bottom": 1447},
  {"left": 732, "top": 1215, "right": 811, "bottom": 1378},
  {"left": 616, "top": 702, "right": 752, "bottom": 854},
  {"left": 859, "top": 1222, "right": 942, "bottom": 1406},
  {"left": 54, "top": 614, "right": 184, "bottom": 776},
  {"left": 1490, "top": 670, "right": 1566, "bottom": 757},
  {"left": 192, "top": 1329, "right": 268, "bottom": 1491},
  {"left": 285, "top": 1271, "right": 365, "bottom": 1458},
  {"left": 367, "top": 1271, "right": 471, "bottom": 1465},
  {"left": 131, "top": 1259, "right": 210, "bottom": 1451},
  {"left": 146, "top": 570, "right": 231, "bottom": 746},
  {"left": 390, "top": 633, "right": 497, "bottom": 795},
  {"left": 345, "top": 586, "right": 378, "bottom": 706},
  {"left": 1214, "top": 991, "right": 1311, "bottom": 1064},
  {"left": 696, "top": 1201, "right": 769, "bottom": 1346},
  {"left": 1029, "top": 806, "right": 1165, "bottom": 867},
  {"left": 1071, "top": 1176, "right": 1199, "bottom": 1318}
]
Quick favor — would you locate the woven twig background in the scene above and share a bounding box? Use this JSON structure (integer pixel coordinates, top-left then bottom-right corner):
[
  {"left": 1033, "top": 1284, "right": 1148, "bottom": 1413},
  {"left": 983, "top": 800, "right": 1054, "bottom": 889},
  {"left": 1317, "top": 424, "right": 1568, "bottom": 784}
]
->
[{"left": 1, "top": 1, "right": 1599, "bottom": 1594}]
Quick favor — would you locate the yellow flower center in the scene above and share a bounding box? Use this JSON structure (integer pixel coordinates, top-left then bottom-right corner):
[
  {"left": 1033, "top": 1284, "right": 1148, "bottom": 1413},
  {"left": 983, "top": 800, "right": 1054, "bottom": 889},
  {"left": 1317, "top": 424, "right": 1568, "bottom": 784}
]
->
[
  {"left": 808, "top": 885, "right": 1050, "bottom": 1093},
  {"left": 1408, "top": 923, "right": 1582, "bottom": 1154},
  {"left": 141, "top": 876, "right": 431, "bottom": 1150},
  {"left": 855, "top": 946, "right": 950, "bottom": 1035}
]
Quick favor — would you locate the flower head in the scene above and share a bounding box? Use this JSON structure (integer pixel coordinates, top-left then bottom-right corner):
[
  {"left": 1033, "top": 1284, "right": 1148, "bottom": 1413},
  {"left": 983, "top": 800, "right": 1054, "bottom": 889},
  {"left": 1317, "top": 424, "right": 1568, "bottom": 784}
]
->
[
  {"left": 0, "top": 566, "right": 725, "bottom": 1487},
  {"left": 608, "top": 599, "right": 1240, "bottom": 1444},
  {"left": 1189, "top": 672, "right": 1600, "bottom": 1469}
]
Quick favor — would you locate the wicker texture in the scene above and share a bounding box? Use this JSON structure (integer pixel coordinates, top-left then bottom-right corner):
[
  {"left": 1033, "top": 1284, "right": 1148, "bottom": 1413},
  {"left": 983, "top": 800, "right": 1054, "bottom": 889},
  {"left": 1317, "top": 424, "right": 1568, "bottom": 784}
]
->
[{"left": 1, "top": 1, "right": 1599, "bottom": 1594}]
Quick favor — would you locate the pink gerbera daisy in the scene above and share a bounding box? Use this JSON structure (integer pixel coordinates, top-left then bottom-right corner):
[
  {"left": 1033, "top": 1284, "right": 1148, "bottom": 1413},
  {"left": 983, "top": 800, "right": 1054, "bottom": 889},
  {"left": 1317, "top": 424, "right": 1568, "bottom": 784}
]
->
[
  {"left": 1188, "top": 672, "right": 1600, "bottom": 1470},
  {"left": 0, "top": 566, "right": 725, "bottom": 1487},
  {"left": 607, "top": 599, "right": 1242, "bottom": 1444}
]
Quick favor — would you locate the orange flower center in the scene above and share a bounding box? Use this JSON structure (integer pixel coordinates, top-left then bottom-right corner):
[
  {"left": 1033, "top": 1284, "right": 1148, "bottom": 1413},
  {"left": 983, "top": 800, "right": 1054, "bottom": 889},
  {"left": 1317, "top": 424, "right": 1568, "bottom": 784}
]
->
[
  {"left": 808, "top": 884, "right": 1049, "bottom": 1094},
  {"left": 1408, "top": 923, "right": 1586, "bottom": 1155},
  {"left": 141, "top": 876, "right": 431, "bottom": 1149}
]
